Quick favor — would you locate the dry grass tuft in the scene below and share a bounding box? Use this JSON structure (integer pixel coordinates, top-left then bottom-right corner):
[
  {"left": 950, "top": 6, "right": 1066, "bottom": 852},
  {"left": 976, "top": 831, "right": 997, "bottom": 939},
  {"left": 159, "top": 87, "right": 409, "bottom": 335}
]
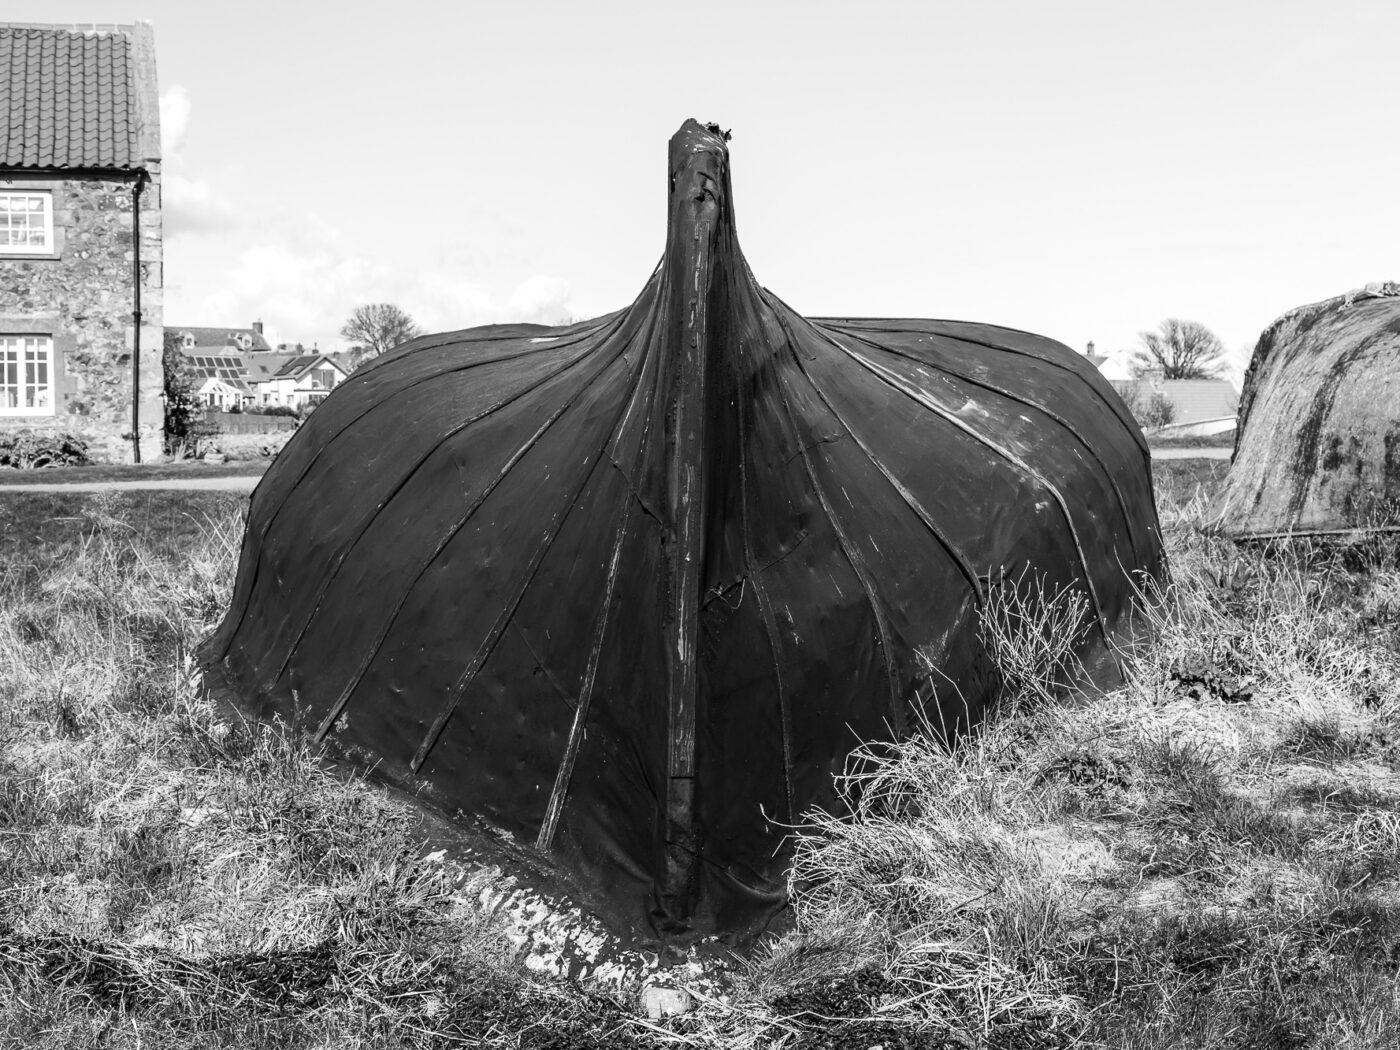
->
[
  {"left": 728, "top": 464, "right": 1400, "bottom": 1049},
  {"left": 0, "top": 493, "right": 662, "bottom": 1049}
]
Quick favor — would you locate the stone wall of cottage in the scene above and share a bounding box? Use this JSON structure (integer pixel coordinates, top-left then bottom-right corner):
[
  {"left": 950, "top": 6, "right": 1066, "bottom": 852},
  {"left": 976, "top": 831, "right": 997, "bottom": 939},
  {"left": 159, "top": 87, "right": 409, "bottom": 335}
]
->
[{"left": 0, "top": 171, "right": 164, "bottom": 462}]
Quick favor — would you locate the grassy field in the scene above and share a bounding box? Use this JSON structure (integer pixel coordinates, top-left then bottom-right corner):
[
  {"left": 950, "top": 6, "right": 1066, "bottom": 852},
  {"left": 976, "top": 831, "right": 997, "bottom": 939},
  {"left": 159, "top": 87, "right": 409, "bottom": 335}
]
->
[
  {"left": 0, "top": 460, "right": 269, "bottom": 486},
  {"left": 1145, "top": 432, "right": 1236, "bottom": 450},
  {"left": 3, "top": 460, "right": 1399, "bottom": 1048}
]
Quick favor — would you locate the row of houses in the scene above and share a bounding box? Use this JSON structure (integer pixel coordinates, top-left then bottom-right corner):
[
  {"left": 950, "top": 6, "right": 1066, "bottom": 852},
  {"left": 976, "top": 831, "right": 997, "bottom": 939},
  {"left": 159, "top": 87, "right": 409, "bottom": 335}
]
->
[{"left": 170, "top": 324, "right": 352, "bottom": 411}]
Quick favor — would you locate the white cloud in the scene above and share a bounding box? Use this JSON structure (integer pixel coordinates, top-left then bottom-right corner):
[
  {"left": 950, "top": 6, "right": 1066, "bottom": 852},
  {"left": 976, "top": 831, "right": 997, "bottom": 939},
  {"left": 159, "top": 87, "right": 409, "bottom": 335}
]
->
[
  {"left": 188, "top": 229, "right": 514, "bottom": 350},
  {"left": 158, "top": 85, "right": 238, "bottom": 238},
  {"left": 506, "top": 275, "right": 574, "bottom": 325},
  {"left": 159, "top": 85, "right": 191, "bottom": 159},
  {"left": 163, "top": 173, "right": 237, "bottom": 236},
  {"left": 398, "top": 270, "right": 497, "bottom": 335},
  {"left": 157, "top": 85, "right": 574, "bottom": 344}
]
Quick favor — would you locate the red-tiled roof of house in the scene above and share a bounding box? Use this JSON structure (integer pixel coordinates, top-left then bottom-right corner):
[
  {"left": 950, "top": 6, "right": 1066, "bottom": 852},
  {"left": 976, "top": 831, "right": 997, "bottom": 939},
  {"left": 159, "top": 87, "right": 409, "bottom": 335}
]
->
[
  {"left": 272, "top": 354, "right": 343, "bottom": 379},
  {"left": 235, "top": 352, "right": 349, "bottom": 385},
  {"left": 172, "top": 325, "right": 273, "bottom": 352},
  {"left": 240, "top": 352, "right": 300, "bottom": 381},
  {"left": 1146, "top": 378, "right": 1239, "bottom": 424},
  {"left": 0, "top": 22, "right": 158, "bottom": 172},
  {"left": 274, "top": 355, "right": 318, "bottom": 379}
]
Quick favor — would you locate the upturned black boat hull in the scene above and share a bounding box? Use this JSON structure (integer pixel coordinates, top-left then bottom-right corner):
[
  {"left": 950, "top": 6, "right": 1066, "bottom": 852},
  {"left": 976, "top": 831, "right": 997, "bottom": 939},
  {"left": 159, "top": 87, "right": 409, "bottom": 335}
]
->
[{"left": 200, "top": 120, "right": 1163, "bottom": 947}]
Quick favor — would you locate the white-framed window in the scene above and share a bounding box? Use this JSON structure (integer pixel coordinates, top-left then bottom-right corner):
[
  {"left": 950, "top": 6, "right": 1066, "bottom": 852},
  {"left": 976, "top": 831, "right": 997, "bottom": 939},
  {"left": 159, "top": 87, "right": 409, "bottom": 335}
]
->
[
  {"left": 0, "top": 191, "right": 54, "bottom": 254},
  {"left": 0, "top": 335, "right": 55, "bottom": 415}
]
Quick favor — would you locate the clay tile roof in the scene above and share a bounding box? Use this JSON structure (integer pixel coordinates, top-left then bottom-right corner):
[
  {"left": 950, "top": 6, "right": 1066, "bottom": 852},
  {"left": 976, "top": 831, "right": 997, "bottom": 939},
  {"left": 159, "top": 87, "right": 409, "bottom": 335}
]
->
[
  {"left": 0, "top": 23, "right": 153, "bottom": 171},
  {"left": 1153, "top": 379, "right": 1239, "bottom": 424},
  {"left": 239, "top": 352, "right": 300, "bottom": 381},
  {"left": 172, "top": 326, "right": 274, "bottom": 352}
]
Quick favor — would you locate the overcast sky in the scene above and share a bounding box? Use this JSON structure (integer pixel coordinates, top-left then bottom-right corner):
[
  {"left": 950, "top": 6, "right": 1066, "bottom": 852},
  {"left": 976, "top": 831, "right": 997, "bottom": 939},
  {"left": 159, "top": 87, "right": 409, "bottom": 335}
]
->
[{"left": 27, "top": 1, "right": 1400, "bottom": 375}]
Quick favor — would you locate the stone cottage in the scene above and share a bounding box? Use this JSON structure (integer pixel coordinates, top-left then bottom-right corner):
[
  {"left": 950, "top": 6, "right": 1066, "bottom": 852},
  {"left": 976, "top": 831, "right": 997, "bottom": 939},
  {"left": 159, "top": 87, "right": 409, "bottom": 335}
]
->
[{"left": 0, "top": 21, "right": 163, "bottom": 462}]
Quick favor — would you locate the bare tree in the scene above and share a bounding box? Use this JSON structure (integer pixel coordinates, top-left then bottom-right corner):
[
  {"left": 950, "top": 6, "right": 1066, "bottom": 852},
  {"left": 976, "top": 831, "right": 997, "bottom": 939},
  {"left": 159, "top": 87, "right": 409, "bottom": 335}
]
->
[
  {"left": 340, "top": 303, "right": 422, "bottom": 367},
  {"left": 1131, "top": 318, "right": 1225, "bottom": 379}
]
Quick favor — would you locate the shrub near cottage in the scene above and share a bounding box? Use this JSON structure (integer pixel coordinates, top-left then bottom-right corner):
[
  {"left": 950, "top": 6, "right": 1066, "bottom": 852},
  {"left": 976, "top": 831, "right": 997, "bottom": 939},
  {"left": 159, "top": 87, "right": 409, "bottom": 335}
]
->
[
  {"left": 0, "top": 429, "right": 90, "bottom": 469},
  {"left": 162, "top": 331, "right": 203, "bottom": 455},
  {"left": 213, "top": 431, "right": 293, "bottom": 461}
]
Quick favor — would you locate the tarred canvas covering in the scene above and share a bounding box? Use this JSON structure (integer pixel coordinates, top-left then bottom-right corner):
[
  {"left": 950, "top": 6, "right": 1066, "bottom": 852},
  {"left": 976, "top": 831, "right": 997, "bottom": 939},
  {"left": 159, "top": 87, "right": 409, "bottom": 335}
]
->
[
  {"left": 200, "top": 121, "right": 1163, "bottom": 947},
  {"left": 1211, "top": 285, "right": 1400, "bottom": 539}
]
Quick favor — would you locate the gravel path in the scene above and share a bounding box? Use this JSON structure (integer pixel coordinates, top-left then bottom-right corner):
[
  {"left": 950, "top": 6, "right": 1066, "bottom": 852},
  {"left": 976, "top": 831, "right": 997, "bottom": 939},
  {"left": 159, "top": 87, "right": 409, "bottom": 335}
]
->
[
  {"left": 0, "top": 475, "right": 261, "bottom": 493},
  {"left": 1150, "top": 447, "right": 1232, "bottom": 460},
  {"left": 0, "top": 448, "right": 1230, "bottom": 493}
]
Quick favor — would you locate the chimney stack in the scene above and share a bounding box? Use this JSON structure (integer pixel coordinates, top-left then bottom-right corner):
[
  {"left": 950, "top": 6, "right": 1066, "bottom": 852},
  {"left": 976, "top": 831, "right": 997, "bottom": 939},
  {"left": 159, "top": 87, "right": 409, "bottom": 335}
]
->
[
  {"left": 253, "top": 319, "right": 264, "bottom": 335},
  {"left": 1086, "top": 340, "right": 1096, "bottom": 356}
]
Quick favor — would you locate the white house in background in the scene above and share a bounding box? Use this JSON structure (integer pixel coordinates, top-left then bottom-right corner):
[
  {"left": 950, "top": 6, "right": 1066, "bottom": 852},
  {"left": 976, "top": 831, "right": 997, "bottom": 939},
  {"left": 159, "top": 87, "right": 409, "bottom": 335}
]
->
[
  {"left": 242, "top": 352, "right": 349, "bottom": 409},
  {"left": 1095, "top": 356, "right": 1133, "bottom": 384},
  {"left": 1082, "top": 341, "right": 1134, "bottom": 383},
  {"left": 183, "top": 352, "right": 255, "bottom": 410},
  {"left": 194, "top": 375, "right": 249, "bottom": 411}
]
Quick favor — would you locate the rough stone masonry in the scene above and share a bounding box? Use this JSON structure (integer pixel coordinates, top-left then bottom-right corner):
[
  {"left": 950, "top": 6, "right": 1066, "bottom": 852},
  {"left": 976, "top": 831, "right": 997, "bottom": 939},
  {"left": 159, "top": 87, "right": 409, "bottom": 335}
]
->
[{"left": 0, "top": 175, "right": 164, "bottom": 462}]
